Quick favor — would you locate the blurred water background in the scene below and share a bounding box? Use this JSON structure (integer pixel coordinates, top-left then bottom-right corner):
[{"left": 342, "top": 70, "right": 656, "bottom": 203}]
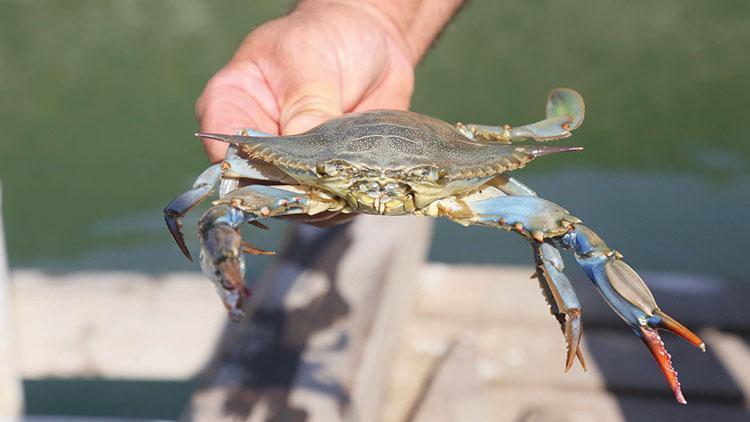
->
[
  {"left": 1, "top": 0, "right": 747, "bottom": 278},
  {"left": 0, "top": 0, "right": 748, "bottom": 418}
]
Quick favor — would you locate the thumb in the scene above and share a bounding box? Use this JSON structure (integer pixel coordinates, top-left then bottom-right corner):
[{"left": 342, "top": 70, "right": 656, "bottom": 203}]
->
[{"left": 279, "top": 80, "right": 343, "bottom": 135}]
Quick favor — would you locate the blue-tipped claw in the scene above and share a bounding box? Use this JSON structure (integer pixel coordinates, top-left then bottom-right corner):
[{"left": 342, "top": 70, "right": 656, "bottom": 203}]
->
[
  {"left": 198, "top": 205, "right": 251, "bottom": 321},
  {"left": 163, "top": 183, "right": 214, "bottom": 261},
  {"left": 163, "top": 163, "right": 222, "bottom": 261},
  {"left": 561, "top": 224, "right": 704, "bottom": 404}
]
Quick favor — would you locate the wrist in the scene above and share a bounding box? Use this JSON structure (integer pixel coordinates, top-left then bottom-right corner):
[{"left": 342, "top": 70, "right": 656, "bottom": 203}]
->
[{"left": 295, "top": 0, "right": 464, "bottom": 65}]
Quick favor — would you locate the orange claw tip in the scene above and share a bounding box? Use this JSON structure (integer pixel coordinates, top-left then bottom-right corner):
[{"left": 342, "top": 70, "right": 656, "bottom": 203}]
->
[
  {"left": 653, "top": 309, "right": 706, "bottom": 351},
  {"left": 577, "top": 349, "right": 588, "bottom": 372},
  {"left": 639, "top": 326, "right": 688, "bottom": 404},
  {"left": 564, "top": 348, "right": 587, "bottom": 373}
]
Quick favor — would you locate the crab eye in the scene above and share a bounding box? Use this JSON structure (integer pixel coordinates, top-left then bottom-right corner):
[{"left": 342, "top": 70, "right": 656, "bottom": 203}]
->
[
  {"left": 316, "top": 163, "right": 338, "bottom": 176},
  {"left": 318, "top": 160, "right": 354, "bottom": 176},
  {"left": 408, "top": 166, "right": 440, "bottom": 182}
]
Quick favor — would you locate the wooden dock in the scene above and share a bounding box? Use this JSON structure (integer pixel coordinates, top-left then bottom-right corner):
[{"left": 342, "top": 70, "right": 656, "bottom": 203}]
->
[
  {"left": 383, "top": 265, "right": 750, "bottom": 422},
  {"left": 5, "top": 216, "right": 750, "bottom": 421}
]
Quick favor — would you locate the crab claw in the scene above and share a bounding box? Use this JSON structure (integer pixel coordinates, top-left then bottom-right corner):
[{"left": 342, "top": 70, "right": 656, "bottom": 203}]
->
[
  {"left": 561, "top": 225, "right": 704, "bottom": 404},
  {"left": 634, "top": 308, "right": 706, "bottom": 404},
  {"left": 164, "top": 184, "right": 214, "bottom": 261},
  {"left": 562, "top": 311, "right": 586, "bottom": 372},
  {"left": 550, "top": 309, "right": 586, "bottom": 372},
  {"left": 636, "top": 323, "right": 680, "bottom": 404},
  {"left": 163, "top": 164, "right": 222, "bottom": 261},
  {"left": 199, "top": 205, "right": 251, "bottom": 321},
  {"left": 650, "top": 309, "right": 706, "bottom": 351},
  {"left": 533, "top": 242, "right": 587, "bottom": 372}
]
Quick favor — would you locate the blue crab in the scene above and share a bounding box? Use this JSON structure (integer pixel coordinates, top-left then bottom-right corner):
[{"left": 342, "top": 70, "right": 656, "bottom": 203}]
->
[{"left": 164, "top": 88, "right": 704, "bottom": 403}]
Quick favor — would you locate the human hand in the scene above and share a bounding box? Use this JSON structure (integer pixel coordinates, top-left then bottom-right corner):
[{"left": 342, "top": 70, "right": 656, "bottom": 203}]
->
[
  {"left": 197, "top": 1, "right": 418, "bottom": 159},
  {"left": 195, "top": 0, "right": 463, "bottom": 225}
]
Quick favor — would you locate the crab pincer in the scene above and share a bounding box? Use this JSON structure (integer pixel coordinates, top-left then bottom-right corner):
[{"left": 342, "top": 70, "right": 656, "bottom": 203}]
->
[
  {"left": 198, "top": 205, "right": 253, "bottom": 321},
  {"left": 163, "top": 164, "right": 223, "bottom": 261},
  {"left": 560, "top": 225, "right": 705, "bottom": 404},
  {"left": 533, "top": 242, "right": 587, "bottom": 372}
]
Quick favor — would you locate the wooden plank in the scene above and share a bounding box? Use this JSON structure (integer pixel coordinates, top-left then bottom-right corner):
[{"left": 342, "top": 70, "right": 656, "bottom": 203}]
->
[
  {"left": 583, "top": 329, "right": 743, "bottom": 402},
  {"left": 417, "top": 387, "right": 750, "bottom": 422},
  {"left": 415, "top": 264, "right": 750, "bottom": 330},
  {"left": 413, "top": 264, "right": 556, "bottom": 325},
  {"left": 7, "top": 259, "right": 745, "bottom": 419},
  {"left": 393, "top": 332, "right": 748, "bottom": 421},
  {"left": 12, "top": 271, "right": 226, "bottom": 379},
  {"left": 385, "top": 264, "right": 750, "bottom": 421},
  {"left": 564, "top": 271, "right": 750, "bottom": 330},
  {"left": 184, "top": 216, "right": 432, "bottom": 422},
  {"left": 702, "top": 330, "right": 750, "bottom": 406},
  {"left": 0, "top": 183, "right": 23, "bottom": 417}
]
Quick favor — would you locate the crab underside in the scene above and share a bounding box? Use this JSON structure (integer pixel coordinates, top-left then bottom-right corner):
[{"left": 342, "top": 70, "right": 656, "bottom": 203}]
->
[{"left": 164, "top": 88, "right": 704, "bottom": 403}]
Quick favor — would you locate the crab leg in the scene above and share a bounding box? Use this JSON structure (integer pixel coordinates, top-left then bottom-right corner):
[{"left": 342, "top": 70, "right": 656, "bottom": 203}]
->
[
  {"left": 164, "top": 164, "right": 222, "bottom": 261},
  {"left": 164, "top": 135, "right": 292, "bottom": 261},
  {"left": 456, "top": 88, "right": 585, "bottom": 143},
  {"left": 533, "top": 242, "right": 587, "bottom": 371},
  {"left": 436, "top": 193, "right": 704, "bottom": 403},
  {"left": 489, "top": 176, "right": 585, "bottom": 371},
  {"left": 199, "top": 185, "right": 337, "bottom": 321}
]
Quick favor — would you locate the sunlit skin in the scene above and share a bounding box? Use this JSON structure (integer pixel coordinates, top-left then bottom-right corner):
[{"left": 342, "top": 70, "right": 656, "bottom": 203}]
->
[{"left": 195, "top": 0, "right": 464, "bottom": 224}]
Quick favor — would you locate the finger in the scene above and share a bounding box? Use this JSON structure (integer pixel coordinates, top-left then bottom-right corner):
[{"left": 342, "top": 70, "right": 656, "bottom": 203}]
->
[
  {"left": 197, "top": 90, "right": 258, "bottom": 162},
  {"left": 352, "top": 58, "right": 414, "bottom": 112},
  {"left": 277, "top": 78, "right": 344, "bottom": 135},
  {"left": 196, "top": 65, "right": 279, "bottom": 162}
]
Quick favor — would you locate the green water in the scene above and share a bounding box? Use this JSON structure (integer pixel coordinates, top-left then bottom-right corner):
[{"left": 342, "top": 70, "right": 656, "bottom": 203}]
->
[{"left": 0, "top": 0, "right": 747, "bottom": 277}]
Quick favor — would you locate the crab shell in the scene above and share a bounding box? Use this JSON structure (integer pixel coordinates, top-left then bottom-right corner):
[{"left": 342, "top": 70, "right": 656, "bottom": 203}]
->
[{"left": 215, "top": 89, "right": 584, "bottom": 215}]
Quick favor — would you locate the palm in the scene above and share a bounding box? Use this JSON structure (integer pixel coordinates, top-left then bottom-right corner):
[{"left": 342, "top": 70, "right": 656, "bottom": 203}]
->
[{"left": 197, "top": 3, "right": 415, "bottom": 162}]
